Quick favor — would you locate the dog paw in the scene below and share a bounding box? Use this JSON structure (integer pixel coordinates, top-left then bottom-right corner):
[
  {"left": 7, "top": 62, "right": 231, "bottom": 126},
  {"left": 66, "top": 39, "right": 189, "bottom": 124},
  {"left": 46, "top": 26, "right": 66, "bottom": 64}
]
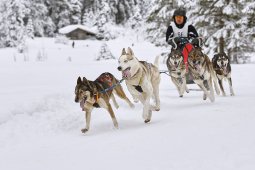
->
[
  {"left": 144, "top": 119, "right": 151, "bottom": 123},
  {"left": 179, "top": 95, "right": 183, "bottom": 98},
  {"left": 113, "top": 122, "right": 119, "bottom": 129},
  {"left": 203, "top": 93, "right": 207, "bottom": 100},
  {"left": 81, "top": 128, "right": 88, "bottom": 133}
]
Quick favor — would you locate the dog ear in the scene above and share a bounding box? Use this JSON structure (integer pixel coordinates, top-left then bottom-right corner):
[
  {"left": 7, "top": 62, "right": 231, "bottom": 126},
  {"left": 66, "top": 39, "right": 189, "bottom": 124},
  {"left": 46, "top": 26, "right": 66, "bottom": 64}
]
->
[
  {"left": 83, "top": 77, "right": 94, "bottom": 90},
  {"left": 77, "top": 77, "right": 82, "bottom": 84},
  {"left": 127, "top": 47, "right": 134, "bottom": 56},
  {"left": 82, "top": 77, "right": 88, "bottom": 83},
  {"left": 121, "top": 48, "right": 126, "bottom": 55},
  {"left": 212, "top": 54, "right": 218, "bottom": 61},
  {"left": 223, "top": 53, "right": 228, "bottom": 59}
]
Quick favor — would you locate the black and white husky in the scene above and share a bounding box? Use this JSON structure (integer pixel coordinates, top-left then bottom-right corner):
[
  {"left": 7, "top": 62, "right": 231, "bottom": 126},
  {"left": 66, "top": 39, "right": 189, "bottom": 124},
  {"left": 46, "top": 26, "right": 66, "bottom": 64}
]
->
[
  {"left": 212, "top": 52, "right": 235, "bottom": 96},
  {"left": 166, "top": 49, "right": 189, "bottom": 97}
]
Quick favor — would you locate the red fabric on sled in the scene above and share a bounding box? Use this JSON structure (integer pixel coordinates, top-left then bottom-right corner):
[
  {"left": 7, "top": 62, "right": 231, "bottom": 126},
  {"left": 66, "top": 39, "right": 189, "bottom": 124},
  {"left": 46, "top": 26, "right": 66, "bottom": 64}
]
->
[
  {"left": 182, "top": 43, "right": 193, "bottom": 72},
  {"left": 182, "top": 43, "right": 193, "bottom": 64}
]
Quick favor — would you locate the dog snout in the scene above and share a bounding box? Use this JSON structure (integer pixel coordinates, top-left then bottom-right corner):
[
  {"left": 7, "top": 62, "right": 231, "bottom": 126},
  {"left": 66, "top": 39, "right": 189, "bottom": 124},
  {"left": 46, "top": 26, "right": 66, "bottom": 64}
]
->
[
  {"left": 75, "top": 96, "right": 79, "bottom": 103},
  {"left": 174, "top": 61, "right": 177, "bottom": 65},
  {"left": 117, "top": 66, "right": 122, "bottom": 71}
]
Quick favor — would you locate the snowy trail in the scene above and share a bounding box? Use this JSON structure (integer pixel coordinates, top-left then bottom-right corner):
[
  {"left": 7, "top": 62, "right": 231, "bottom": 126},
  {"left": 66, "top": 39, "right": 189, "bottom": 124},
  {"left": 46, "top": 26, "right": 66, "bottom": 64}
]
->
[{"left": 0, "top": 38, "right": 255, "bottom": 170}]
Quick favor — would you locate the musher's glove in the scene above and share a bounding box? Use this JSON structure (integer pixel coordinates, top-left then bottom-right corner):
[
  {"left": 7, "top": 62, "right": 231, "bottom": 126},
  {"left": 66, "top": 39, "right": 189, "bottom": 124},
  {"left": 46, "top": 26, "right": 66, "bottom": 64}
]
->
[
  {"left": 167, "top": 37, "right": 181, "bottom": 49},
  {"left": 191, "top": 37, "right": 203, "bottom": 47}
]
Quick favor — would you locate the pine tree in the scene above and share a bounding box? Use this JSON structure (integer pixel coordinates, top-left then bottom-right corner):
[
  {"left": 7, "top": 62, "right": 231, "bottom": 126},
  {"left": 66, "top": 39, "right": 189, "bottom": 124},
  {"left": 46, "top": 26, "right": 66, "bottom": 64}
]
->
[
  {"left": 0, "top": 0, "right": 29, "bottom": 47},
  {"left": 223, "top": 0, "right": 244, "bottom": 63},
  {"left": 70, "top": 0, "right": 82, "bottom": 24},
  {"left": 82, "top": 8, "right": 95, "bottom": 27},
  {"left": 29, "top": 0, "right": 54, "bottom": 37},
  {"left": 48, "top": 0, "right": 72, "bottom": 30},
  {"left": 96, "top": 43, "right": 116, "bottom": 60},
  {"left": 0, "top": 2, "right": 6, "bottom": 47},
  {"left": 129, "top": 5, "right": 142, "bottom": 29},
  {"left": 26, "top": 18, "right": 34, "bottom": 39},
  {"left": 241, "top": 0, "right": 255, "bottom": 52},
  {"left": 146, "top": 0, "right": 176, "bottom": 46}
]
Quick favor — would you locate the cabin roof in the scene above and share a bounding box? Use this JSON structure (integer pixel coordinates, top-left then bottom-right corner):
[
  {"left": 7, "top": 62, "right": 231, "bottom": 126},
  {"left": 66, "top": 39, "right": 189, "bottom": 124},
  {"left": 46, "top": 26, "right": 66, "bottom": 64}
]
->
[{"left": 59, "top": 25, "right": 97, "bottom": 35}]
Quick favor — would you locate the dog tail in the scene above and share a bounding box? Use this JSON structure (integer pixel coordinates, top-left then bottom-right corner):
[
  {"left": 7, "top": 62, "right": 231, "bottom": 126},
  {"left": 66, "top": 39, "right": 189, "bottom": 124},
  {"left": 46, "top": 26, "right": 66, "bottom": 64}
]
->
[{"left": 154, "top": 55, "right": 160, "bottom": 68}]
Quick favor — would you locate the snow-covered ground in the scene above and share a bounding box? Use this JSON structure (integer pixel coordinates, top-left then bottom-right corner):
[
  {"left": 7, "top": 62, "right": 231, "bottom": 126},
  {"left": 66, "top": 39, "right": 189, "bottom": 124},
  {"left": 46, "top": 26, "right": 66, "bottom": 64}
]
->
[{"left": 0, "top": 36, "right": 255, "bottom": 170}]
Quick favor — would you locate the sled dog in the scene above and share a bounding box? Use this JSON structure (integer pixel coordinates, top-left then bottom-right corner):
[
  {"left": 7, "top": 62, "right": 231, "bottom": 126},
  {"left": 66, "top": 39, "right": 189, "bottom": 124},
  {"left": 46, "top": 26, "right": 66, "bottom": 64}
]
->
[
  {"left": 212, "top": 52, "right": 235, "bottom": 96},
  {"left": 74, "top": 72, "right": 134, "bottom": 133},
  {"left": 188, "top": 48, "right": 220, "bottom": 102},
  {"left": 166, "top": 49, "right": 189, "bottom": 97},
  {"left": 117, "top": 47, "right": 160, "bottom": 123}
]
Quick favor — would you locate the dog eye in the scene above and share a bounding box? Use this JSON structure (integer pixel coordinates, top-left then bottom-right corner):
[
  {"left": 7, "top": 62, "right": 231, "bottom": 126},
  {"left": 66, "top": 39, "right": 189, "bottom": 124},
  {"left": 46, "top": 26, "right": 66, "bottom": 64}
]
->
[{"left": 124, "top": 60, "right": 128, "bottom": 63}]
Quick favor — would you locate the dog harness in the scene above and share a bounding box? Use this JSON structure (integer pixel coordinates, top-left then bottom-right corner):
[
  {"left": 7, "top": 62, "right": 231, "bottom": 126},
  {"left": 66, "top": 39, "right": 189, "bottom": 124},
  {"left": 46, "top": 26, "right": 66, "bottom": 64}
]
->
[
  {"left": 93, "top": 73, "right": 125, "bottom": 103},
  {"left": 132, "top": 61, "right": 153, "bottom": 93},
  {"left": 133, "top": 76, "right": 143, "bottom": 93}
]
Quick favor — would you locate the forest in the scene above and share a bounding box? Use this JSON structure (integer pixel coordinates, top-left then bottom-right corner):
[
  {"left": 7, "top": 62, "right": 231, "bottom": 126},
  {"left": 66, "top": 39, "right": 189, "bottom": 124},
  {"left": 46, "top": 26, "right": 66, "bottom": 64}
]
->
[{"left": 0, "top": 0, "right": 254, "bottom": 62}]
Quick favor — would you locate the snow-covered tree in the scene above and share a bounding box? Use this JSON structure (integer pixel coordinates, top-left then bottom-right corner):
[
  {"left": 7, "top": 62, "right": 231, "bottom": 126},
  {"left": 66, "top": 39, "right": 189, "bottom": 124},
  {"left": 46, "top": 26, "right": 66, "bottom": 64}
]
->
[
  {"left": 241, "top": 0, "right": 255, "bottom": 53},
  {"left": 48, "top": 0, "right": 72, "bottom": 30},
  {"left": 95, "top": 0, "right": 112, "bottom": 40},
  {"left": 96, "top": 43, "right": 116, "bottom": 60},
  {"left": 0, "top": 2, "right": 6, "bottom": 47},
  {"left": 0, "top": 0, "right": 29, "bottom": 47},
  {"left": 146, "top": 0, "right": 176, "bottom": 46},
  {"left": 190, "top": 0, "right": 245, "bottom": 61},
  {"left": 28, "top": 0, "right": 51, "bottom": 37},
  {"left": 70, "top": 0, "right": 82, "bottom": 24},
  {"left": 129, "top": 5, "right": 143, "bottom": 29},
  {"left": 82, "top": 8, "right": 95, "bottom": 27},
  {"left": 26, "top": 18, "right": 34, "bottom": 39}
]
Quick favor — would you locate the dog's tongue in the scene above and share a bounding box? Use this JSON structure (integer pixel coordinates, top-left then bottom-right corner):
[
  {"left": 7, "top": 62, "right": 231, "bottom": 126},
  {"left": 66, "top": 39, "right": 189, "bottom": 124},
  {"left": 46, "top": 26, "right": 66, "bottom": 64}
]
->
[
  {"left": 122, "top": 69, "right": 131, "bottom": 79},
  {"left": 80, "top": 99, "right": 85, "bottom": 111}
]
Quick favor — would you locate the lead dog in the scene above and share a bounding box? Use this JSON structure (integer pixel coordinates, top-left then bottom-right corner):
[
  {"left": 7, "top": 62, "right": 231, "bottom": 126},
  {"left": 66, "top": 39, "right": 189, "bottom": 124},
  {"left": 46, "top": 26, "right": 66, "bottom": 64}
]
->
[
  {"left": 117, "top": 47, "right": 160, "bottom": 123},
  {"left": 166, "top": 49, "right": 189, "bottom": 97},
  {"left": 74, "top": 72, "right": 134, "bottom": 133},
  {"left": 212, "top": 52, "right": 235, "bottom": 96},
  {"left": 188, "top": 48, "right": 220, "bottom": 102}
]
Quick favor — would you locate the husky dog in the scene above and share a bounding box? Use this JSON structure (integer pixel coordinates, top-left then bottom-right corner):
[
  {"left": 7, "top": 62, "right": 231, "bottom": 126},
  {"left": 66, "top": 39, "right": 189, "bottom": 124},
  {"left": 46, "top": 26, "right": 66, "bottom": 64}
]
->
[
  {"left": 188, "top": 48, "right": 220, "bottom": 102},
  {"left": 166, "top": 49, "right": 189, "bottom": 97},
  {"left": 212, "top": 52, "right": 235, "bottom": 96},
  {"left": 74, "top": 72, "right": 134, "bottom": 133},
  {"left": 117, "top": 47, "right": 160, "bottom": 123}
]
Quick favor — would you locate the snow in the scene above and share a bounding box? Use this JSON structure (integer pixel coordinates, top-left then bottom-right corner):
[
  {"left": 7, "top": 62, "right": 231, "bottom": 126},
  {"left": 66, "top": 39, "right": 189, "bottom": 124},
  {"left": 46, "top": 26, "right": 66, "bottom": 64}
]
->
[
  {"left": 0, "top": 35, "right": 255, "bottom": 170},
  {"left": 58, "top": 24, "right": 97, "bottom": 35}
]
